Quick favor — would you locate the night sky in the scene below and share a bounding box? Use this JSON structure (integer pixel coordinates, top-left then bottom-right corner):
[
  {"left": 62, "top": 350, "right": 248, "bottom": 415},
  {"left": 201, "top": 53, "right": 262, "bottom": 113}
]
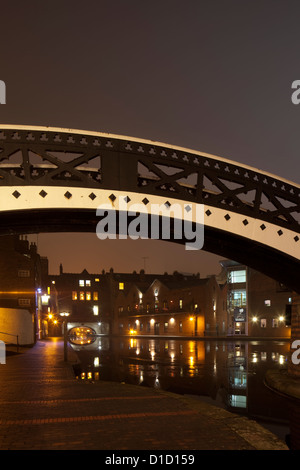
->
[{"left": 1, "top": 1, "right": 300, "bottom": 276}]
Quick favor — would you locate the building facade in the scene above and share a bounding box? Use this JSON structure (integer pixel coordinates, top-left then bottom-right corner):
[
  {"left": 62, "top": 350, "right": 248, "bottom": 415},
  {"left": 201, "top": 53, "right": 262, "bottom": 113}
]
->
[
  {"left": 113, "top": 270, "right": 227, "bottom": 337},
  {"left": 0, "top": 235, "right": 45, "bottom": 345},
  {"left": 43, "top": 266, "right": 111, "bottom": 336},
  {"left": 41, "top": 261, "right": 293, "bottom": 340},
  {"left": 221, "top": 260, "right": 292, "bottom": 338}
]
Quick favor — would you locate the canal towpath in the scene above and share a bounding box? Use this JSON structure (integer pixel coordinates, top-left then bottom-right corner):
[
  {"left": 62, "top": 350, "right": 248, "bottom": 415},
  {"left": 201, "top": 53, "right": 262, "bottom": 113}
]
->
[{"left": 0, "top": 338, "right": 289, "bottom": 451}]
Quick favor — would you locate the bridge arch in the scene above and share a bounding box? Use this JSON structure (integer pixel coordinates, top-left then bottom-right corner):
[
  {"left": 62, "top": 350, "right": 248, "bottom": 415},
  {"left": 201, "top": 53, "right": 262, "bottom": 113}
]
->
[{"left": 0, "top": 125, "right": 299, "bottom": 292}]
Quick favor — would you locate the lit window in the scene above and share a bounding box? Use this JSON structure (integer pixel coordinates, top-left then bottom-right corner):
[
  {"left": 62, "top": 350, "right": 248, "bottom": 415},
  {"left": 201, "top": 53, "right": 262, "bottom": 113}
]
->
[
  {"left": 80, "top": 292, "right": 85, "bottom": 300},
  {"left": 230, "top": 270, "right": 246, "bottom": 283},
  {"left": 264, "top": 300, "right": 271, "bottom": 306},
  {"left": 79, "top": 280, "right": 84, "bottom": 287},
  {"left": 261, "top": 318, "right": 267, "bottom": 328},
  {"left": 95, "top": 278, "right": 99, "bottom": 282},
  {"left": 229, "top": 395, "right": 247, "bottom": 408},
  {"left": 72, "top": 291, "right": 77, "bottom": 300},
  {"left": 47, "top": 286, "right": 50, "bottom": 295},
  {"left": 86, "top": 280, "right": 91, "bottom": 286},
  {"left": 86, "top": 292, "right": 91, "bottom": 301},
  {"left": 93, "top": 305, "right": 99, "bottom": 316},
  {"left": 119, "top": 282, "right": 124, "bottom": 290},
  {"left": 93, "top": 292, "right": 98, "bottom": 301},
  {"left": 179, "top": 299, "right": 183, "bottom": 309},
  {"left": 232, "top": 290, "right": 246, "bottom": 306},
  {"left": 272, "top": 319, "right": 278, "bottom": 328}
]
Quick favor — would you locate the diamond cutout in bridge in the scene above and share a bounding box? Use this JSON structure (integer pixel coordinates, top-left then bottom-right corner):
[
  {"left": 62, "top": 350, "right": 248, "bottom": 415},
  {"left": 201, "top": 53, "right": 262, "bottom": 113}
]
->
[
  {"left": 12, "top": 190, "right": 21, "bottom": 199},
  {"left": 39, "top": 190, "right": 47, "bottom": 198},
  {"left": 64, "top": 191, "right": 72, "bottom": 199}
]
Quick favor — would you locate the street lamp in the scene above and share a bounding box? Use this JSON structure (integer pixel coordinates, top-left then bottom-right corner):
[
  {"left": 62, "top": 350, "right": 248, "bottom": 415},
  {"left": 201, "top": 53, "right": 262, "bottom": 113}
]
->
[{"left": 60, "top": 312, "right": 70, "bottom": 361}]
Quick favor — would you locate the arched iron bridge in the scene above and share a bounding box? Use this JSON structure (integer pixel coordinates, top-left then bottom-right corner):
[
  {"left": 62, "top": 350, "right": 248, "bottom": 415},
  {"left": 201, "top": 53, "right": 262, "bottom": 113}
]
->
[{"left": 0, "top": 125, "right": 299, "bottom": 292}]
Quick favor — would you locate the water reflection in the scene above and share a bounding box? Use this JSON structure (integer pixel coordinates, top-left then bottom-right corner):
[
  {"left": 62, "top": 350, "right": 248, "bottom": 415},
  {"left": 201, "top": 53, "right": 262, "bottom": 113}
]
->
[
  {"left": 69, "top": 326, "right": 97, "bottom": 346},
  {"left": 70, "top": 337, "right": 290, "bottom": 437}
]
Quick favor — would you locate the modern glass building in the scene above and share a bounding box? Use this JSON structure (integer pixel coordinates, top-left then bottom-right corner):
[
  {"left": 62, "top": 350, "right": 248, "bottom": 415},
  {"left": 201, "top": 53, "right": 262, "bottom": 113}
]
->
[{"left": 221, "top": 260, "right": 292, "bottom": 338}]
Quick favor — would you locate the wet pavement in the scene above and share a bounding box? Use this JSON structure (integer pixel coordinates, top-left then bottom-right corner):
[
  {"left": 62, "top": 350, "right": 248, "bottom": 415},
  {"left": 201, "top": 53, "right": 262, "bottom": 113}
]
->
[{"left": 0, "top": 338, "right": 289, "bottom": 451}]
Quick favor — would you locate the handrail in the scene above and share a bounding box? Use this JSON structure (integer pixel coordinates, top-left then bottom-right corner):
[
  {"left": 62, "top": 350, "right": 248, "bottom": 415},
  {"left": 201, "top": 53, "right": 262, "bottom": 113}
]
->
[{"left": 0, "top": 332, "right": 19, "bottom": 350}]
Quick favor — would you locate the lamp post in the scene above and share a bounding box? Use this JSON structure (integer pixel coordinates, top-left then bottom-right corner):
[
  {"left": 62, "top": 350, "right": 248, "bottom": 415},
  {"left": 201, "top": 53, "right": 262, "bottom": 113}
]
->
[{"left": 60, "top": 312, "right": 69, "bottom": 361}]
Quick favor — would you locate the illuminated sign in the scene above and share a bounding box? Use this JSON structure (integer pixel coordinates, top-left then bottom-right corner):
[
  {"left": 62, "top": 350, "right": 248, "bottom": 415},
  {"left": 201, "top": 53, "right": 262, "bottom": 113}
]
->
[{"left": 234, "top": 307, "right": 246, "bottom": 322}]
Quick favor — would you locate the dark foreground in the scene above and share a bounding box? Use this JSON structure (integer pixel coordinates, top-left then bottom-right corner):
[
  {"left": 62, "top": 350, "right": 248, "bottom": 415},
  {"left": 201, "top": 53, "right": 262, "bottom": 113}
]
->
[{"left": 0, "top": 338, "right": 288, "bottom": 451}]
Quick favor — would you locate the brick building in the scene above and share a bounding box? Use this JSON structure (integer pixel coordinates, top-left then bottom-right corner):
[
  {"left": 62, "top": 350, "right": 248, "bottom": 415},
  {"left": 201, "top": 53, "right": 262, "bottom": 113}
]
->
[
  {"left": 110, "top": 269, "right": 227, "bottom": 337},
  {"left": 42, "top": 261, "right": 293, "bottom": 340},
  {"left": 43, "top": 267, "right": 227, "bottom": 338},
  {"left": 0, "top": 235, "right": 46, "bottom": 345},
  {"left": 44, "top": 265, "right": 111, "bottom": 335}
]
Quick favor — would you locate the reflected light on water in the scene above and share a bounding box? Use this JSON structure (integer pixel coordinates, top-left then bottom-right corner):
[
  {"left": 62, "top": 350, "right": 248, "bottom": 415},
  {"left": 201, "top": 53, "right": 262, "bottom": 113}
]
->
[{"left": 70, "top": 336, "right": 291, "bottom": 442}]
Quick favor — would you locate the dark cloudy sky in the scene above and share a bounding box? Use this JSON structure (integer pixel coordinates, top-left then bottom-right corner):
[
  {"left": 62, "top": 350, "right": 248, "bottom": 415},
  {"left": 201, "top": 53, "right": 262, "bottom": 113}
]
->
[{"left": 0, "top": 0, "right": 300, "bottom": 276}]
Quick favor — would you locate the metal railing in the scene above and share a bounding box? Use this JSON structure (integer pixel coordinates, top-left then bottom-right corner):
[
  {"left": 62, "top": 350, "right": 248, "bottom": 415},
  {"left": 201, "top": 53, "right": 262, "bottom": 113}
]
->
[{"left": 0, "top": 332, "right": 19, "bottom": 351}]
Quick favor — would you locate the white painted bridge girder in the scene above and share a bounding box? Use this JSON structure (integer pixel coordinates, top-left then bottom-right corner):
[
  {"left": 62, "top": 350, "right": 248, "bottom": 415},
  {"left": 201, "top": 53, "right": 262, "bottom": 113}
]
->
[{"left": 0, "top": 185, "right": 299, "bottom": 261}]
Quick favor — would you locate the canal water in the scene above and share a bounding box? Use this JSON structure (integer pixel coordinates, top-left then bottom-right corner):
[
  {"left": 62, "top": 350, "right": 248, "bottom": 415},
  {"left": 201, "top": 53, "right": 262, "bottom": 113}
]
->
[{"left": 70, "top": 336, "right": 291, "bottom": 443}]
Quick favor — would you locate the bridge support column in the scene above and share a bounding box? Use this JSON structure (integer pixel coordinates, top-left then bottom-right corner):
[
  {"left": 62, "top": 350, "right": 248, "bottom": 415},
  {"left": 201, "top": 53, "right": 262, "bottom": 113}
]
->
[{"left": 265, "top": 292, "right": 300, "bottom": 449}]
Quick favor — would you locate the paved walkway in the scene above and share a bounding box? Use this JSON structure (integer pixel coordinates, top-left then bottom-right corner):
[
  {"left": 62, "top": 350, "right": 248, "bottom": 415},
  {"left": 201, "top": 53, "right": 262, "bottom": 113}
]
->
[{"left": 0, "top": 338, "right": 289, "bottom": 451}]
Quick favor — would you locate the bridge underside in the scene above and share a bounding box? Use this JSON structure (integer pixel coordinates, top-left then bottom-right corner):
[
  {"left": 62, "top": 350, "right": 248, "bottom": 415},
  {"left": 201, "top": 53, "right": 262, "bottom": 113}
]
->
[{"left": 1, "top": 207, "right": 299, "bottom": 294}]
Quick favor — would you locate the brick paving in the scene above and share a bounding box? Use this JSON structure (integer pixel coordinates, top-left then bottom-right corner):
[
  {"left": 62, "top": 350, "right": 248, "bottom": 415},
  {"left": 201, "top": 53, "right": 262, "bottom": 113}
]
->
[{"left": 0, "top": 338, "right": 289, "bottom": 451}]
